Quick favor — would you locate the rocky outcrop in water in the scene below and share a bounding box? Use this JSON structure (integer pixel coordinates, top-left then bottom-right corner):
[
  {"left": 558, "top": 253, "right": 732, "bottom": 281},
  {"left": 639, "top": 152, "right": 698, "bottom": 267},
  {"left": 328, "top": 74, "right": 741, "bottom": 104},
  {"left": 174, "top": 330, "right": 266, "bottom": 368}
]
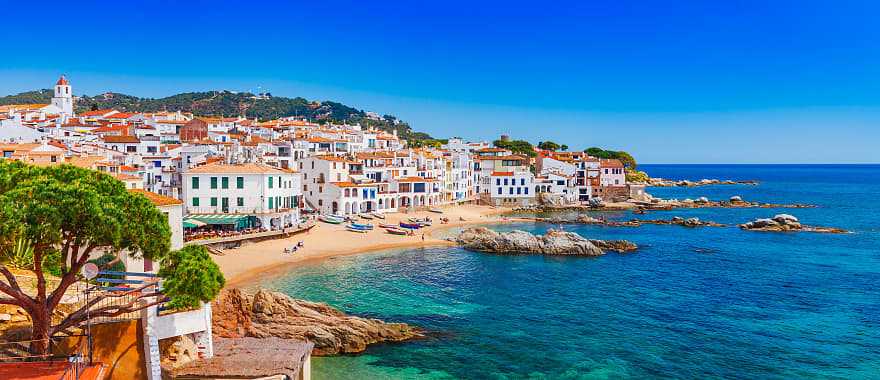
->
[
  {"left": 211, "top": 288, "right": 422, "bottom": 356},
  {"left": 535, "top": 215, "right": 725, "bottom": 228},
  {"left": 455, "top": 227, "right": 637, "bottom": 256},
  {"left": 739, "top": 214, "right": 848, "bottom": 234},
  {"left": 644, "top": 178, "right": 759, "bottom": 187},
  {"left": 526, "top": 196, "right": 813, "bottom": 213}
]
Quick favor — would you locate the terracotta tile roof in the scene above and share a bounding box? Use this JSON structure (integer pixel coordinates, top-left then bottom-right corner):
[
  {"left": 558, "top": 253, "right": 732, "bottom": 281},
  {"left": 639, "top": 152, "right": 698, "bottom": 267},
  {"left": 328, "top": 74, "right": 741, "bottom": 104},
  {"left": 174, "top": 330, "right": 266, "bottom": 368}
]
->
[
  {"left": 92, "top": 125, "right": 128, "bottom": 133},
  {"left": 477, "top": 147, "right": 508, "bottom": 153},
  {"left": 0, "top": 104, "right": 50, "bottom": 112},
  {"left": 355, "top": 151, "right": 396, "bottom": 159},
  {"left": 315, "top": 155, "right": 358, "bottom": 164},
  {"left": 600, "top": 159, "right": 624, "bottom": 168},
  {"left": 186, "top": 162, "right": 295, "bottom": 174},
  {"left": 0, "top": 361, "right": 105, "bottom": 380},
  {"left": 113, "top": 173, "right": 141, "bottom": 181},
  {"left": 106, "top": 112, "right": 136, "bottom": 119},
  {"left": 129, "top": 189, "right": 183, "bottom": 206},
  {"left": 65, "top": 155, "right": 104, "bottom": 168},
  {"left": 79, "top": 109, "right": 117, "bottom": 117},
  {"left": 102, "top": 135, "right": 140, "bottom": 143},
  {"left": 476, "top": 155, "right": 527, "bottom": 161}
]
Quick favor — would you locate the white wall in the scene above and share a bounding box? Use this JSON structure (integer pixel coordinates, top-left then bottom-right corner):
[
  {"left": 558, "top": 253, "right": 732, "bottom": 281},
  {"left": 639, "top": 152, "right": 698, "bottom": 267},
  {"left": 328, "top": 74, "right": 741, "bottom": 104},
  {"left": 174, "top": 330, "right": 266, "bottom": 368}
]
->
[{"left": 183, "top": 172, "right": 302, "bottom": 214}]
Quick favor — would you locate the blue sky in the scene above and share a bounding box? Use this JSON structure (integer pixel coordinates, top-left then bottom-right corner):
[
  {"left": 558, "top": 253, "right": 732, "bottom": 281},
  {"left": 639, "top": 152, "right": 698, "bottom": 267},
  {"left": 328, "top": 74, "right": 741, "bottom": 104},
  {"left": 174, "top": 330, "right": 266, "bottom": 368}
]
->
[{"left": 2, "top": 1, "right": 879, "bottom": 163}]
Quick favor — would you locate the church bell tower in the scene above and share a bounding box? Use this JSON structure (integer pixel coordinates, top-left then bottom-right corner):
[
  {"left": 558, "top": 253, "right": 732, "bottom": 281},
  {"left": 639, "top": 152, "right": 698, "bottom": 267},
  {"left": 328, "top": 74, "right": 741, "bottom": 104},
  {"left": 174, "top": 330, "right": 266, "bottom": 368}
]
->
[{"left": 51, "top": 75, "right": 74, "bottom": 116}]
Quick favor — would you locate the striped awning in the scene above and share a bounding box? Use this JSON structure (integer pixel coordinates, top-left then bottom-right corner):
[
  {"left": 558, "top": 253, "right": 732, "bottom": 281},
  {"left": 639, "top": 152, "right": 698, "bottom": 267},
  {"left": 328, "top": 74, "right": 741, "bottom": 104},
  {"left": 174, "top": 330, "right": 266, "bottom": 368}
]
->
[
  {"left": 186, "top": 214, "right": 250, "bottom": 226},
  {"left": 183, "top": 219, "right": 206, "bottom": 228}
]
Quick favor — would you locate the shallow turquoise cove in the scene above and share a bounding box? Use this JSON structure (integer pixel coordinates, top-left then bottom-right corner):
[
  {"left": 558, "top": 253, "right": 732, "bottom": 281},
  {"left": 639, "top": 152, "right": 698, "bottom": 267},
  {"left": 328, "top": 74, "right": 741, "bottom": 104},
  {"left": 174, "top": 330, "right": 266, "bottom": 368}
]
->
[{"left": 258, "top": 165, "right": 880, "bottom": 379}]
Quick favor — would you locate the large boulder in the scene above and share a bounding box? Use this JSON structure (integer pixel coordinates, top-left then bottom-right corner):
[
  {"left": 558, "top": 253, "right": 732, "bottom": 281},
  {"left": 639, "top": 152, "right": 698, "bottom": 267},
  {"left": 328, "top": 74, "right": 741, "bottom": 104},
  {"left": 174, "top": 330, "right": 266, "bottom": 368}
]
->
[
  {"left": 455, "top": 227, "right": 636, "bottom": 256},
  {"left": 684, "top": 217, "right": 702, "bottom": 227},
  {"left": 576, "top": 215, "right": 602, "bottom": 224},
  {"left": 746, "top": 218, "right": 779, "bottom": 228},
  {"left": 773, "top": 214, "right": 799, "bottom": 224},
  {"left": 539, "top": 192, "right": 566, "bottom": 207},
  {"left": 212, "top": 289, "right": 421, "bottom": 356}
]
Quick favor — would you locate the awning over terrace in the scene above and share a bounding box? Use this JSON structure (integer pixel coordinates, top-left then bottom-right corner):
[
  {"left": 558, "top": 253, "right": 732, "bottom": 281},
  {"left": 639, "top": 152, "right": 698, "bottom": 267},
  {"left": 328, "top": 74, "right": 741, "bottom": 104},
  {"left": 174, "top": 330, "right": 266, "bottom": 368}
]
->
[{"left": 184, "top": 214, "right": 252, "bottom": 229}]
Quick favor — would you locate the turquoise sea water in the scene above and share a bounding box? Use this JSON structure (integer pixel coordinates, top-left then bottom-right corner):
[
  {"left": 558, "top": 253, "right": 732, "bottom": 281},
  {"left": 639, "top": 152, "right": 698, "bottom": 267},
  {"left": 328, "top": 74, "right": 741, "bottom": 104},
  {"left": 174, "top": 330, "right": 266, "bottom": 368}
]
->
[{"left": 257, "top": 165, "right": 880, "bottom": 379}]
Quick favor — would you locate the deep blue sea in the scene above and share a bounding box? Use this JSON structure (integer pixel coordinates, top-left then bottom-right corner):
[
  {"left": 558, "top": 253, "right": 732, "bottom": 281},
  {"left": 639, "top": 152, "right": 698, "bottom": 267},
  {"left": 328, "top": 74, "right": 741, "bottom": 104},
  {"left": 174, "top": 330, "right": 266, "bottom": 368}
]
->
[{"left": 258, "top": 165, "right": 880, "bottom": 379}]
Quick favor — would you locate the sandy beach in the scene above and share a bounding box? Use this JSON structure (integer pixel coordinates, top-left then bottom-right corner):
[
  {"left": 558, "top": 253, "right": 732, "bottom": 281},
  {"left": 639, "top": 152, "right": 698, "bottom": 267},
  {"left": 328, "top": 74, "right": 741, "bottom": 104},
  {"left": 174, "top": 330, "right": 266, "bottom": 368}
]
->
[{"left": 216, "top": 204, "right": 514, "bottom": 286}]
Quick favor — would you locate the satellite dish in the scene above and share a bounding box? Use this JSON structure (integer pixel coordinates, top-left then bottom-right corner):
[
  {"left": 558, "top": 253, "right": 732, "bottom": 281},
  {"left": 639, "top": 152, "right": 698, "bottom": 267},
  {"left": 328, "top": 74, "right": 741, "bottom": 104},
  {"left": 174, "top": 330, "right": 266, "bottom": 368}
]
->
[{"left": 81, "top": 263, "right": 99, "bottom": 280}]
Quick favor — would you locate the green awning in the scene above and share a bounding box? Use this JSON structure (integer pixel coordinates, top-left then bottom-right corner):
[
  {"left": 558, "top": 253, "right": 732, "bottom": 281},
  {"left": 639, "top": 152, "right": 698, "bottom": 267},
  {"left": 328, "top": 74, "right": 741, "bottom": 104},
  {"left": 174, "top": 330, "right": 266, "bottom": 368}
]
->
[
  {"left": 186, "top": 214, "right": 252, "bottom": 229},
  {"left": 183, "top": 219, "right": 206, "bottom": 228}
]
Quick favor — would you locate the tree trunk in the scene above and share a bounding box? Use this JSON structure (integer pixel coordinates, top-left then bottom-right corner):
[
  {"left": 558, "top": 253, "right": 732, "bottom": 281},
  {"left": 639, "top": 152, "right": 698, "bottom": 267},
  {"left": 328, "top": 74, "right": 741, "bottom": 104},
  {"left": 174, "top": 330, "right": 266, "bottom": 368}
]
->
[{"left": 29, "top": 308, "right": 52, "bottom": 356}]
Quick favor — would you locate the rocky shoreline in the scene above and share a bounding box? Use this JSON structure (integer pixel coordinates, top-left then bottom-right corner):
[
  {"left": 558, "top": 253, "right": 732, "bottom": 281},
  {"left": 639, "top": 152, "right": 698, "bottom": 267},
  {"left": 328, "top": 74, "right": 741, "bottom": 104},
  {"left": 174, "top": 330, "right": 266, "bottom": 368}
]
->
[
  {"left": 536, "top": 215, "right": 726, "bottom": 228},
  {"left": 641, "top": 178, "right": 760, "bottom": 187},
  {"left": 528, "top": 213, "right": 846, "bottom": 234},
  {"left": 522, "top": 195, "right": 816, "bottom": 213},
  {"left": 454, "top": 227, "right": 637, "bottom": 256},
  {"left": 739, "top": 214, "right": 849, "bottom": 234},
  {"left": 211, "top": 288, "right": 422, "bottom": 356}
]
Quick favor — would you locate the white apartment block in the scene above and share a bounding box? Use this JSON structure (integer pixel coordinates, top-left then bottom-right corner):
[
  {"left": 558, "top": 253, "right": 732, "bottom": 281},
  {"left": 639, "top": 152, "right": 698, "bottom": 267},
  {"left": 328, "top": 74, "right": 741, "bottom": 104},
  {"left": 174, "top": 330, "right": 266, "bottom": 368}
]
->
[
  {"left": 182, "top": 162, "right": 302, "bottom": 230},
  {"left": 473, "top": 148, "right": 536, "bottom": 207}
]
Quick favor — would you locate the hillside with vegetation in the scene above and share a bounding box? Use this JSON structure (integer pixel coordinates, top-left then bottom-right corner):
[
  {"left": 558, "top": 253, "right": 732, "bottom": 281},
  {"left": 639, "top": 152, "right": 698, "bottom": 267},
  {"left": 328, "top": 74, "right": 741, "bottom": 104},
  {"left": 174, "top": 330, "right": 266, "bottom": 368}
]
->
[{"left": 0, "top": 89, "right": 432, "bottom": 142}]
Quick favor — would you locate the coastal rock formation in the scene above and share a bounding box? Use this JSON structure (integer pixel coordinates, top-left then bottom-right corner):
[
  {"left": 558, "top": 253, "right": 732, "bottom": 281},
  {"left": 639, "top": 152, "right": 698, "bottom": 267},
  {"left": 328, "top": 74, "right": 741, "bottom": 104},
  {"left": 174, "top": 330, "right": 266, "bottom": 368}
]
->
[
  {"left": 536, "top": 215, "right": 725, "bottom": 228},
  {"left": 739, "top": 214, "right": 848, "bottom": 234},
  {"left": 644, "top": 178, "right": 759, "bottom": 187},
  {"left": 211, "top": 288, "right": 422, "bottom": 356},
  {"left": 538, "top": 192, "right": 566, "bottom": 207},
  {"left": 589, "top": 239, "right": 639, "bottom": 253},
  {"left": 455, "top": 227, "right": 637, "bottom": 256},
  {"left": 527, "top": 196, "right": 814, "bottom": 213},
  {"left": 576, "top": 215, "right": 603, "bottom": 224}
]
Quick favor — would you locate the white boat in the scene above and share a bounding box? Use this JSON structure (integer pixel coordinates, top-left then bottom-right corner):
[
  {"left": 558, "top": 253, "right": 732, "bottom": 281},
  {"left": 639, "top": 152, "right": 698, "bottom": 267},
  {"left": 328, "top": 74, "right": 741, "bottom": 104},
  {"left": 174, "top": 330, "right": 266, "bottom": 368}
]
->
[
  {"left": 408, "top": 217, "right": 432, "bottom": 226},
  {"left": 319, "top": 215, "right": 345, "bottom": 224},
  {"left": 359, "top": 213, "right": 374, "bottom": 220},
  {"left": 371, "top": 212, "right": 386, "bottom": 219},
  {"left": 428, "top": 207, "right": 443, "bottom": 214}
]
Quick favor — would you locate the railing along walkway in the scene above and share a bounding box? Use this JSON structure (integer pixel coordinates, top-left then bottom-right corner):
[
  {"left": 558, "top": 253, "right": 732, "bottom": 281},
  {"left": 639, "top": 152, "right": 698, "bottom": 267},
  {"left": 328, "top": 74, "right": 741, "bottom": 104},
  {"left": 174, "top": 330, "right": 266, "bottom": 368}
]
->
[{"left": 187, "top": 222, "right": 316, "bottom": 246}]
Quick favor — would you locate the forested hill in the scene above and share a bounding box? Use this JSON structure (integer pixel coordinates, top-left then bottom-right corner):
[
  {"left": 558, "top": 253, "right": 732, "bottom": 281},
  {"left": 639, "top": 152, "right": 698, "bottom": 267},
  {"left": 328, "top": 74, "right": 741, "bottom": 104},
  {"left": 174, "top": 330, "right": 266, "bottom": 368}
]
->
[{"left": 0, "top": 89, "right": 432, "bottom": 141}]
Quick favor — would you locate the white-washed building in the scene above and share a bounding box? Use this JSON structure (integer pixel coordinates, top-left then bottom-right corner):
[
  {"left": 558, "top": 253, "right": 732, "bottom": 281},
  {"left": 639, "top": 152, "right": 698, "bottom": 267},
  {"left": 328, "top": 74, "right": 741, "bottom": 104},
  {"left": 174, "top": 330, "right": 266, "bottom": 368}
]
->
[{"left": 182, "top": 162, "right": 302, "bottom": 230}]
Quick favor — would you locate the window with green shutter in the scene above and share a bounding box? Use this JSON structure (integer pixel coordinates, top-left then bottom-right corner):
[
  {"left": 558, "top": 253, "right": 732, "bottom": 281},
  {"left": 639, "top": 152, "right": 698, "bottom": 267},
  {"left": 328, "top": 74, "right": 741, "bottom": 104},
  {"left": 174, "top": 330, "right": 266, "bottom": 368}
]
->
[
  {"left": 268, "top": 197, "right": 273, "bottom": 209},
  {"left": 268, "top": 177, "right": 273, "bottom": 189},
  {"left": 211, "top": 177, "right": 218, "bottom": 189},
  {"left": 237, "top": 197, "right": 244, "bottom": 207},
  {"left": 192, "top": 177, "right": 199, "bottom": 189},
  {"left": 192, "top": 197, "right": 199, "bottom": 206},
  {"left": 222, "top": 177, "right": 229, "bottom": 189},
  {"left": 211, "top": 197, "right": 218, "bottom": 206},
  {"left": 236, "top": 177, "right": 244, "bottom": 189}
]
